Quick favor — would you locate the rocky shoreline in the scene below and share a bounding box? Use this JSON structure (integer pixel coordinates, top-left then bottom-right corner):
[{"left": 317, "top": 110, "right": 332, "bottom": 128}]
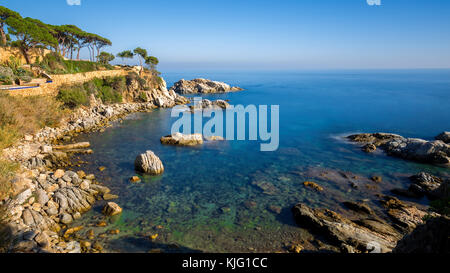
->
[{"left": 0, "top": 76, "right": 191, "bottom": 253}]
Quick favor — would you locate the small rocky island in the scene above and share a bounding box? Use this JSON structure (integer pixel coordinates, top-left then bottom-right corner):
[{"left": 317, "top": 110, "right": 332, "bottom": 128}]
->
[
  {"left": 347, "top": 132, "right": 450, "bottom": 167},
  {"left": 170, "top": 78, "right": 243, "bottom": 94}
]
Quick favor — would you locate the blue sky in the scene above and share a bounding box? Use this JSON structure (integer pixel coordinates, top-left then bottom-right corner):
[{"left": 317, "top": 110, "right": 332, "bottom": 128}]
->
[{"left": 2, "top": 0, "right": 450, "bottom": 70}]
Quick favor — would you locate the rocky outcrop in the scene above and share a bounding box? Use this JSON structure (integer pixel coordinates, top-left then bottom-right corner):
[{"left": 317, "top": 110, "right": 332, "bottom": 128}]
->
[
  {"left": 134, "top": 150, "right": 164, "bottom": 175},
  {"left": 292, "top": 195, "right": 431, "bottom": 253},
  {"left": 190, "top": 99, "right": 230, "bottom": 112},
  {"left": 347, "top": 133, "right": 450, "bottom": 167},
  {"left": 292, "top": 203, "right": 401, "bottom": 253},
  {"left": 123, "top": 73, "right": 190, "bottom": 107},
  {"left": 392, "top": 172, "right": 449, "bottom": 200},
  {"left": 435, "top": 132, "right": 450, "bottom": 144},
  {"left": 379, "top": 196, "right": 429, "bottom": 233},
  {"left": 160, "top": 133, "right": 204, "bottom": 146},
  {"left": 170, "top": 78, "right": 243, "bottom": 94},
  {"left": 393, "top": 216, "right": 450, "bottom": 253}
]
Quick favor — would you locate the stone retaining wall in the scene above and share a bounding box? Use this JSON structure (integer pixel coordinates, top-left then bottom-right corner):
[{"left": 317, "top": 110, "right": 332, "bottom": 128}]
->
[{"left": 6, "top": 69, "right": 130, "bottom": 97}]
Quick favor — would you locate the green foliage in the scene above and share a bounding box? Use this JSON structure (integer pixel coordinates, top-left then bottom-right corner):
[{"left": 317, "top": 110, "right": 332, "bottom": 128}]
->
[
  {"left": 0, "top": 5, "right": 22, "bottom": 46},
  {"left": 38, "top": 52, "right": 114, "bottom": 74},
  {"left": 6, "top": 17, "right": 57, "bottom": 63},
  {"left": 145, "top": 56, "right": 159, "bottom": 67},
  {"left": 117, "top": 50, "right": 134, "bottom": 60},
  {"left": 56, "top": 84, "right": 89, "bottom": 109},
  {"left": 133, "top": 47, "right": 148, "bottom": 66},
  {"left": 97, "top": 51, "right": 115, "bottom": 65},
  {"left": 0, "top": 66, "right": 15, "bottom": 85},
  {"left": 56, "top": 76, "right": 125, "bottom": 108},
  {"left": 138, "top": 92, "right": 148, "bottom": 102},
  {"left": 97, "top": 85, "right": 122, "bottom": 104}
]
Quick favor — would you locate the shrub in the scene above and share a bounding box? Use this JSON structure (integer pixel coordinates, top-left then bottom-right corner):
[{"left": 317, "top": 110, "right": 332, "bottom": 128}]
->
[
  {"left": 56, "top": 84, "right": 89, "bottom": 109},
  {"left": 97, "top": 85, "right": 122, "bottom": 104},
  {"left": 0, "top": 66, "right": 16, "bottom": 85},
  {"left": 57, "top": 76, "right": 125, "bottom": 107},
  {"left": 138, "top": 92, "right": 148, "bottom": 102},
  {"left": 39, "top": 52, "right": 114, "bottom": 75}
]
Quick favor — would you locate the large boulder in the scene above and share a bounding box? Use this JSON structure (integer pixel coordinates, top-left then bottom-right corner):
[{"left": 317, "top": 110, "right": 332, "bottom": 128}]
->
[
  {"left": 408, "top": 172, "right": 443, "bottom": 199},
  {"left": 170, "top": 78, "right": 243, "bottom": 94},
  {"left": 160, "top": 133, "right": 204, "bottom": 146},
  {"left": 102, "top": 202, "right": 123, "bottom": 216},
  {"left": 134, "top": 150, "right": 164, "bottom": 175}
]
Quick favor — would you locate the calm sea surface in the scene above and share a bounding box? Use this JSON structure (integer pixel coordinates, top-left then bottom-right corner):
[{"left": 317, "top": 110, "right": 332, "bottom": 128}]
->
[{"left": 70, "top": 70, "right": 450, "bottom": 253}]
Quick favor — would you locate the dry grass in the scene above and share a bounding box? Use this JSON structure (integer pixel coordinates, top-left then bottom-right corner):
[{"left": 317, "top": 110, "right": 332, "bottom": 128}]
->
[
  {"left": 0, "top": 93, "right": 68, "bottom": 150},
  {"left": 0, "top": 159, "right": 18, "bottom": 201},
  {"left": 0, "top": 93, "right": 68, "bottom": 200}
]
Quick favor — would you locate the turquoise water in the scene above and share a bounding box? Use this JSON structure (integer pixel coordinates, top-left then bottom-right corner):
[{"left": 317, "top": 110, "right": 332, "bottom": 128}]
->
[{"left": 70, "top": 70, "right": 450, "bottom": 253}]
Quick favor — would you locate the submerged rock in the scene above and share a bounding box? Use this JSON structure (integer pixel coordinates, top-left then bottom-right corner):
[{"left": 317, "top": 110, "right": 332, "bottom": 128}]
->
[
  {"left": 102, "top": 202, "right": 123, "bottom": 216},
  {"left": 160, "top": 133, "right": 204, "bottom": 146},
  {"left": 134, "top": 150, "right": 164, "bottom": 175},
  {"left": 170, "top": 78, "right": 243, "bottom": 94},
  {"left": 303, "top": 181, "right": 324, "bottom": 192}
]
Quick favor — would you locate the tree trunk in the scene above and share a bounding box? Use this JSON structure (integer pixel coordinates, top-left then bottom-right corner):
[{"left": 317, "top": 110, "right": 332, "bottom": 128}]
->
[
  {"left": 76, "top": 47, "right": 81, "bottom": 60},
  {"left": 0, "top": 24, "right": 7, "bottom": 46},
  {"left": 21, "top": 47, "right": 31, "bottom": 64}
]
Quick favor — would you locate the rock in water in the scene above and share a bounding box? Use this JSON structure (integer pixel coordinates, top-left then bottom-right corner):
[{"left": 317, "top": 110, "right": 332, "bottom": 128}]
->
[
  {"left": 102, "top": 202, "right": 123, "bottom": 216},
  {"left": 170, "top": 78, "right": 243, "bottom": 94},
  {"left": 292, "top": 203, "right": 400, "bottom": 253},
  {"left": 348, "top": 133, "right": 450, "bottom": 167},
  {"left": 160, "top": 133, "right": 204, "bottom": 146},
  {"left": 190, "top": 99, "right": 230, "bottom": 112},
  {"left": 435, "top": 132, "right": 450, "bottom": 144},
  {"left": 134, "top": 150, "right": 164, "bottom": 175}
]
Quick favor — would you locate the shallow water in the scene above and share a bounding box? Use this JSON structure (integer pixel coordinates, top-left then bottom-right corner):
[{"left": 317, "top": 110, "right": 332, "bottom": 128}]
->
[{"left": 70, "top": 70, "right": 450, "bottom": 253}]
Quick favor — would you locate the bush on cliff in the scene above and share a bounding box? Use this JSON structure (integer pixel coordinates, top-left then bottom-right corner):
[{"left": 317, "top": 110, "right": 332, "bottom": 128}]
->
[
  {"left": 57, "top": 84, "right": 90, "bottom": 109},
  {"left": 57, "top": 76, "right": 125, "bottom": 108}
]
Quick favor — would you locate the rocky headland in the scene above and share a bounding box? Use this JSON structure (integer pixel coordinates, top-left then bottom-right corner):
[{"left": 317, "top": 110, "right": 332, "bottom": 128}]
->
[{"left": 170, "top": 78, "right": 243, "bottom": 94}]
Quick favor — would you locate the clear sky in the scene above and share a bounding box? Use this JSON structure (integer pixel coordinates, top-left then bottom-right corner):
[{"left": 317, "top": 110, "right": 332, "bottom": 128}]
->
[{"left": 2, "top": 0, "right": 450, "bottom": 70}]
